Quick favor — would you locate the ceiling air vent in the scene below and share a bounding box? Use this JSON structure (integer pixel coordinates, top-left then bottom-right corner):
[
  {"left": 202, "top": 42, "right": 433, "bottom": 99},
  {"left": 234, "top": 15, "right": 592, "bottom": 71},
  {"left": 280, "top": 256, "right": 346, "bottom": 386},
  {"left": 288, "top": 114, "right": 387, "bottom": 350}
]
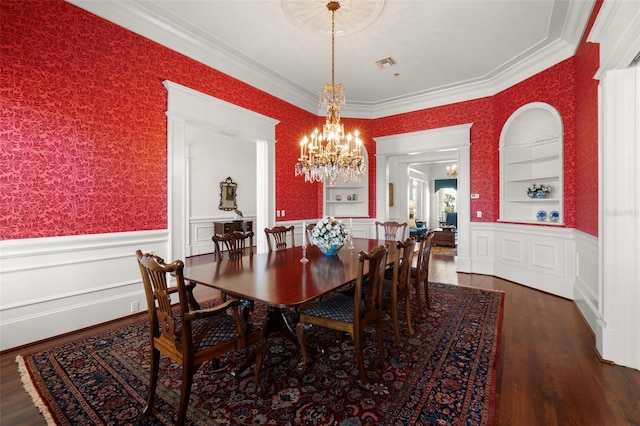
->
[{"left": 375, "top": 57, "right": 397, "bottom": 69}]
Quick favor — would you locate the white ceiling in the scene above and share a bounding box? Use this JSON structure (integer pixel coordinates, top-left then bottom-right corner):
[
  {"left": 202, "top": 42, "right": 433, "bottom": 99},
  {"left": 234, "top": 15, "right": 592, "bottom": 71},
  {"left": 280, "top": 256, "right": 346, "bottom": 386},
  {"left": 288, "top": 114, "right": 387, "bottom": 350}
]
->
[{"left": 68, "top": 0, "right": 595, "bottom": 118}]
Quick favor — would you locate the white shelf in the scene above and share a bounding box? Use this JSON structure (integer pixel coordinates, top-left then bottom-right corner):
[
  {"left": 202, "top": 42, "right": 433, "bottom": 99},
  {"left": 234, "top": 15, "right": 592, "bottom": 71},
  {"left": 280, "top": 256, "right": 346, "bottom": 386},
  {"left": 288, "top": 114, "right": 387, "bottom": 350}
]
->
[
  {"left": 323, "top": 151, "right": 369, "bottom": 218},
  {"left": 504, "top": 198, "right": 560, "bottom": 203}
]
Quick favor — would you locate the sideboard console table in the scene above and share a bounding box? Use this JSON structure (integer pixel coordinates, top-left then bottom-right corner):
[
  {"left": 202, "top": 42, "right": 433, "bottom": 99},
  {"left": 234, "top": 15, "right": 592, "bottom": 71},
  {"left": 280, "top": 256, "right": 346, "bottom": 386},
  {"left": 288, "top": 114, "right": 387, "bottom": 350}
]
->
[{"left": 213, "top": 220, "right": 253, "bottom": 236}]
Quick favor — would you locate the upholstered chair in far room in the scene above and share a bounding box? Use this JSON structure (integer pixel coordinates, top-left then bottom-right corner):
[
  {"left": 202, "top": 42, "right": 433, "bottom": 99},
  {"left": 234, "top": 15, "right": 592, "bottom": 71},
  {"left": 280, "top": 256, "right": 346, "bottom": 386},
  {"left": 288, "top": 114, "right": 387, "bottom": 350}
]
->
[
  {"left": 295, "top": 244, "right": 389, "bottom": 384},
  {"left": 375, "top": 221, "right": 408, "bottom": 241},
  {"left": 264, "top": 225, "right": 295, "bottom": 251},
  {"left": 212, "top": 231, "right": 254, "bottom": 261},
  {"left": 411, "top": 231, "right": 435, "bottom": 314},
  {"left": 135, "top": 250, "right": 266, "bottom": 426},
  {"left": 383, "top": 237, "right": 417, "bottom": 343}
]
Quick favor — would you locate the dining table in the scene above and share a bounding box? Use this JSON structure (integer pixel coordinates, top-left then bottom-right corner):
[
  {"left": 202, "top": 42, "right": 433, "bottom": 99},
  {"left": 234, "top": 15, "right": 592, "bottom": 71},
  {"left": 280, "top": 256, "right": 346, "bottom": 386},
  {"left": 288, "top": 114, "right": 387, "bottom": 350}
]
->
[{"left": 182, "top": 238, "right": 399, "bottom": 346}]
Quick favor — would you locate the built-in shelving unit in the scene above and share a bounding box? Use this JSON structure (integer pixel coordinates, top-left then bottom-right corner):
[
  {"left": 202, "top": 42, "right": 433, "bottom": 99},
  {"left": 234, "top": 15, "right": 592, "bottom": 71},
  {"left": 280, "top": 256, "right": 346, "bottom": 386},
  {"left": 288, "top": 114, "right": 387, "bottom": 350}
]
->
[
  {"left": 500, "top": 102, "right": 564, "bottom": 225},
  {"left": 323, "top": 146, "right": 369, "bottom": 218}
]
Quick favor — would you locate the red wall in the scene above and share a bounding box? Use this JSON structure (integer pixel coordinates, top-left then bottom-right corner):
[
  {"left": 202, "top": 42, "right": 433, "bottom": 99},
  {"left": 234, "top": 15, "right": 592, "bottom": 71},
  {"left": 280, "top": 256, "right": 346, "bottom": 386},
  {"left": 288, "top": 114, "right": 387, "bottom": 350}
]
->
[
  {"left": 0, "top": 0, "right": 320, "bottom": 239},
  {"left": 371, "top": 98, "right": 497, "bottom": 221},
  {"left": 1, "top": 0, "right": 600, "bottom": 240},
  {"left": 574, "top": 0, "right": 603, "bottom": 236}
]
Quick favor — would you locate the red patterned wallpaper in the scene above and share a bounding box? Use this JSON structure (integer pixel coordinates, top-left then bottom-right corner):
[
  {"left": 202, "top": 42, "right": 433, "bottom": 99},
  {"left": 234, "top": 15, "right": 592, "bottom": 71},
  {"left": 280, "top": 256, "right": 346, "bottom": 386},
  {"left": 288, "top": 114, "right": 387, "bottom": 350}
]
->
[
  {"left": 370, "top": 98, "right": 497, "bottom": 222},
  {"left": 0, "top": 0, "right": 318, "bottom": 239},
  {"left": 1, "top": 0, "right": 601, "bottom": 240},
  {"left": 574, "top": 0, "right": 602, "bottom": 237}
]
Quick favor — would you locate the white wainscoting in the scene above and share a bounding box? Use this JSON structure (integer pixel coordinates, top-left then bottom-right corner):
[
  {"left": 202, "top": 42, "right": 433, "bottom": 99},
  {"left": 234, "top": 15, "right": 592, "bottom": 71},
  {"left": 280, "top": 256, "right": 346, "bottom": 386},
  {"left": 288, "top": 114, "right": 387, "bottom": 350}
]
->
[
  {"left": 1, "top": 223, "right": 601, "bottom": 352},
  {"left": 0, "top": 230, "right": 169, "bottom": 351},
  {"left": 573, "top": 231, "right": 600, "bottom": 337},
  {"left": 469, "top": 222, "right": 576, "bottom": 299}
]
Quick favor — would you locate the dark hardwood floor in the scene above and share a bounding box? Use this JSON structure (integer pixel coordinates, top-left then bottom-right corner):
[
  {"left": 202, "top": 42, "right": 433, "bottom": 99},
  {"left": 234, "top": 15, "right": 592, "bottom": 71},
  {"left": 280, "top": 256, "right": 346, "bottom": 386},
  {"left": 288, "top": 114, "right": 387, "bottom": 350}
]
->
[{"left": 2, "top": 251, "right": 639, "bottom": 425}]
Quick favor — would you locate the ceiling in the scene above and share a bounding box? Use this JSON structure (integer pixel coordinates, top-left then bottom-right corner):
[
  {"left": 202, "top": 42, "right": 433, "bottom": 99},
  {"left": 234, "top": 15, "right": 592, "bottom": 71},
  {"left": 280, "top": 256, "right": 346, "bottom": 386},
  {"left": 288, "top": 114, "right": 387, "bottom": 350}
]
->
[{"left": 68, "top": 0, "right": 594, "bottom": 118}]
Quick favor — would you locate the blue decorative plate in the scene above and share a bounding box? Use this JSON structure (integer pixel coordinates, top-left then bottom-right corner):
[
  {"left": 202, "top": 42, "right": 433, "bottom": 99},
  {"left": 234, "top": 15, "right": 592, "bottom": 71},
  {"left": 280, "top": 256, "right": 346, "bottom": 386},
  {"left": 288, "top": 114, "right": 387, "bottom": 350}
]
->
[
  {"left": 549, "top": 210, "right": 560, "bottom": 222},
  {"left": 536, "top": 210, "right": 547, "bottom": 221}
]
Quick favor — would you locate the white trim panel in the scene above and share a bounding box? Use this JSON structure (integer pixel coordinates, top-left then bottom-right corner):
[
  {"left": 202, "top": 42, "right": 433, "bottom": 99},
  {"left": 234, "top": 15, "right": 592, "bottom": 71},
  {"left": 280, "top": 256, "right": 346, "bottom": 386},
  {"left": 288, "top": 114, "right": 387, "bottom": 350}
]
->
[
  {"left": 0, "top": 230, "right": 168, "bottom": 351},
  {"left": 469, "top": 222, "right": 575, "bottom": 299}
]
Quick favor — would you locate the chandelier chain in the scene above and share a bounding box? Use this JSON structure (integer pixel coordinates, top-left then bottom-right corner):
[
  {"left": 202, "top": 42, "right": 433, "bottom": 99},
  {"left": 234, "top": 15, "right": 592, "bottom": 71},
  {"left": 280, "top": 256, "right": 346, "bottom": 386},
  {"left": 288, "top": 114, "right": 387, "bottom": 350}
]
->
[{"left": 295, "top": 1, "right": 365, "bottom": 186}]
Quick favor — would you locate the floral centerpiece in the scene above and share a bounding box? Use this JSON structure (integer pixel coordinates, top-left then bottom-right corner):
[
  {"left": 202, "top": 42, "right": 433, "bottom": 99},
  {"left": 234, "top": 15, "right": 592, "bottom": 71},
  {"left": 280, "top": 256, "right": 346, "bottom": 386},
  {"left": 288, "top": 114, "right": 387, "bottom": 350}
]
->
[
  {"left": 527, "top": 183, "right": 551, "bottom": 198},
  {"left": 311, "top": 216, "right": 351, "bottom": 256}
]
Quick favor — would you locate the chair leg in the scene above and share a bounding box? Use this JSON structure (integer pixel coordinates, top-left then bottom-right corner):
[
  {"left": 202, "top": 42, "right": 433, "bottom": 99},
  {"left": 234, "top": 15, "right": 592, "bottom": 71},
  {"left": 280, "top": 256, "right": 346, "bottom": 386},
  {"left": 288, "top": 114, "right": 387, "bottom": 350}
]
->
[
  {"left": 177, "top": 364, "right": 195, "bottom": 426},
  {"left": 390, "top": 304, "right": 401, "bottom": 343},
  {"left": 424, "top": 280, "right": 431, "bottom": 310},
  {"left": 375, "top": 317, "right": 386, "bottom": 363},
  {"left": 295, "top": 323, "right": 309, "bottom": 371},
  {"left": 143, "top": 347, "right": 160, "bottom": 416},
  {"left": 405, "top": 297, "right": 414, "bottom": 336},
  {"left": 353, "top": 332, "right": 366, "bottom": 384},
  {"left": 253, "top": 339, "right": 267, "bottom": 393},
  {"left": 414, "top": 281, "right": 424, "bottom": 315}
]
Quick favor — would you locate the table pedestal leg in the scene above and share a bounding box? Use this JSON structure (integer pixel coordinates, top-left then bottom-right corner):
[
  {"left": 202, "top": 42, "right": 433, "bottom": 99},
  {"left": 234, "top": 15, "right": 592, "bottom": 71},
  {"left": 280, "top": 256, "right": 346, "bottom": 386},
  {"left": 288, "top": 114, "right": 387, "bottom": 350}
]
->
[
  {"left": 263, "top": 307, "right": 299, "bottom": 347},
  {"left": 231, "top": 306, "right": 299, "bottom": 377}
]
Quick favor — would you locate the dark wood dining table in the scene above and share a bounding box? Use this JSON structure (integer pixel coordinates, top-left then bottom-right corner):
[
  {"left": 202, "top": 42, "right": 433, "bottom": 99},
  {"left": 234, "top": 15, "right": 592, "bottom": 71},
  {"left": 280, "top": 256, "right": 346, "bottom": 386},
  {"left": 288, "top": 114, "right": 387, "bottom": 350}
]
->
[{"left": 183, "top": 238, "right": 398, "bottom": 345}]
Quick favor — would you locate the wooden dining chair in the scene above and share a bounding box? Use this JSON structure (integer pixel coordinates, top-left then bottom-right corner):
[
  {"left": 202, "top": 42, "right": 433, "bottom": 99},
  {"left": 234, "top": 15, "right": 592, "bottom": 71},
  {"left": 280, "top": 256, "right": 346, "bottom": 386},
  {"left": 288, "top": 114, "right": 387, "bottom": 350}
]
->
[
  {"left": 135, "top": 250, "right": 266, "bottom": 426},
  {"left": 264, "top": 225, "right": 295, "bottom": 251},
  {"left": 295, "top": 244, "right": 389, "bottom": 384},
  {"left": 212, "top": 231, "right": 254, "bottom": 261},
  {"left": 305, "top": 222, "right": 316, "bottom": 246},
  {"left": 411, "top": 231, "right": 435, "bottom": 314},
  {"left": 375, "top": 221, "right": 407, "bottom": 241},
  {"left": 383, "top": 237, "right": 417, "bottom": 343}
]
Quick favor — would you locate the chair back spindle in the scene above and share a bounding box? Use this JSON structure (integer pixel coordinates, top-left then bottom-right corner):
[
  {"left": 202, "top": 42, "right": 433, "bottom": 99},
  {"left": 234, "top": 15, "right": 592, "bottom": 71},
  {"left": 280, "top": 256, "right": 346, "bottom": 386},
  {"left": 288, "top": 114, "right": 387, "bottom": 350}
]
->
[
  {"left": 264, "top": 225, "right": 295, "bottom": 251},
  {"left": 213, "top": 231, "right": 254, "bottom": 261},
  {"left": 375, "top": 221, "right": 408, "bottom": 241}
]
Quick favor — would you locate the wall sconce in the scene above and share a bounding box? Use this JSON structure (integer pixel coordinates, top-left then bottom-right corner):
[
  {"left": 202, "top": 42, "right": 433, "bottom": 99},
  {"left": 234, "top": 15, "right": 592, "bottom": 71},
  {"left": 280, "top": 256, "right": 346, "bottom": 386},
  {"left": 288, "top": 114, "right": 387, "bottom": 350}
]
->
[{"left": 446, "top": 164, "right": 458, "bottom": 177}]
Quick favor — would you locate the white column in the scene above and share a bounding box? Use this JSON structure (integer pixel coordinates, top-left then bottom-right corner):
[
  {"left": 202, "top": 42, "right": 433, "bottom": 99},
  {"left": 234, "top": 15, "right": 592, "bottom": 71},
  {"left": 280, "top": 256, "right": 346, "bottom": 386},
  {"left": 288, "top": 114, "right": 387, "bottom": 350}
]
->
[{"left": 599, "top": 66, "right": 640, "bottom": 369}]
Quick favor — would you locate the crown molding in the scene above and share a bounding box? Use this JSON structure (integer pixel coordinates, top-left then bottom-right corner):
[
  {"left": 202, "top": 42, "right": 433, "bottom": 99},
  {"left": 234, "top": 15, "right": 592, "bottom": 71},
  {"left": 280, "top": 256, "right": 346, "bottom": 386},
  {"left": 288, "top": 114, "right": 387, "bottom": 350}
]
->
[
  {"left": 588, "top": 0, "right": 640, "bottom": 79},
  {"left": 68, "top": 0, "right": 594, "bottom": 119}
]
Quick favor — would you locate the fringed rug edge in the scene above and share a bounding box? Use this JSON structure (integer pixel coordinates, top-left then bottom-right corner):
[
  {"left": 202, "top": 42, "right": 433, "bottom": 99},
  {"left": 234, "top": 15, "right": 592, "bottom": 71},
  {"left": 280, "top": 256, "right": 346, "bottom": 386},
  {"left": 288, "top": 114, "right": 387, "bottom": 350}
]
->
[{"left": 16, "top": 354, "right": 57, "bottom": 426}]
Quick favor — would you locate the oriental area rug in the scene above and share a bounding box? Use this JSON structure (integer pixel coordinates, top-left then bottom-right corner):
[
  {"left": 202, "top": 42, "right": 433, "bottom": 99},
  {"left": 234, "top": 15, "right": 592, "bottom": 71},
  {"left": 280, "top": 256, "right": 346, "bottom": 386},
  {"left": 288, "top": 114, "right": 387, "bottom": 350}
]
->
[{"left": 18, "top": 282, "right": 504, "bottom": 425}]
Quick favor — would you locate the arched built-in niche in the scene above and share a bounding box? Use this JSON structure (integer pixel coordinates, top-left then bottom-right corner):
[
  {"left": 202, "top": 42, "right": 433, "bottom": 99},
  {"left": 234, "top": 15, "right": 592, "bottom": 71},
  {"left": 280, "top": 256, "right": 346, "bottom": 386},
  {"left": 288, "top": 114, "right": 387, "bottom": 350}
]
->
[{"left": 500, "top": 102, "right": 564, "bottom": 224}]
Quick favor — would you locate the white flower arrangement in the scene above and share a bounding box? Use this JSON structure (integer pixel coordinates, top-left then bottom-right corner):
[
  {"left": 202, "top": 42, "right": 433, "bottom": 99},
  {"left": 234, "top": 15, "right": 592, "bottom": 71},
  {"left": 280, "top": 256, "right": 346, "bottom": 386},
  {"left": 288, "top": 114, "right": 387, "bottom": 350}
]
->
[
  {"left": 527, "top": 183, "right": 551, "bottom": 197},
  {"left": 311, "top": 216, "right": 351, "bottom": 248}
]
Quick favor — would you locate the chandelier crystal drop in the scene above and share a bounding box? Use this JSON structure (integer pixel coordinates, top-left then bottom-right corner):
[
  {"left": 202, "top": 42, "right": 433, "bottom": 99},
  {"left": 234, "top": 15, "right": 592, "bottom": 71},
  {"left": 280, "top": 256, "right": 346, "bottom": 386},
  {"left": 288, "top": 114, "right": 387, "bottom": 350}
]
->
[{"left": 295, "top": 1, "right": 365, "bottom": 187}]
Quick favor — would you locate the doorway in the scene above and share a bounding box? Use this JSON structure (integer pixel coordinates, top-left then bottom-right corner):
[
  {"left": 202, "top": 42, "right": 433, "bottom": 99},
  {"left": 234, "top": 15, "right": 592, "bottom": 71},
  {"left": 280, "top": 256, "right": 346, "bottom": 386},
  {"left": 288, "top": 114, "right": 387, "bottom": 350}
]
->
[{"left": 374, "top": 124, "right": 472, "bottom": 272}]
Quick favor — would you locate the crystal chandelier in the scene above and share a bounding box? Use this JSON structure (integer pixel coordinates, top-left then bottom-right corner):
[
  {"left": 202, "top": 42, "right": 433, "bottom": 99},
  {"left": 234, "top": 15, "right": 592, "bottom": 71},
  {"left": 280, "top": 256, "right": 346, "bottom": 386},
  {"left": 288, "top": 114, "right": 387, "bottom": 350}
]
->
[
  {"left": 446, "top": 164, "right": 458, "bottom": 177},
  {"left": 294, "top": 1, "right": 364, "bottom": 187}
]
